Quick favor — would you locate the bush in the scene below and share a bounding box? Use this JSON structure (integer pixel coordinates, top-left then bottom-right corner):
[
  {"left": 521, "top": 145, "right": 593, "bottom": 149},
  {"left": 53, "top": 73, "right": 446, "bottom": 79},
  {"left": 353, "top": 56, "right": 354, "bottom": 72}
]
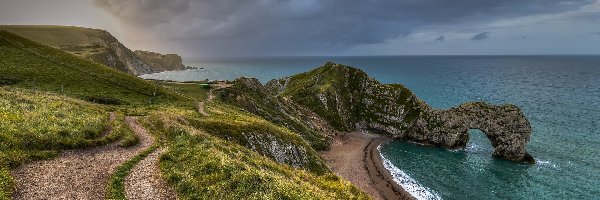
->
[
  {"left": 85, "top": 96, "right": 127, "bottom": 105},
  {"left": 0, "top": 76, "right": 20, "bottom": 86}
]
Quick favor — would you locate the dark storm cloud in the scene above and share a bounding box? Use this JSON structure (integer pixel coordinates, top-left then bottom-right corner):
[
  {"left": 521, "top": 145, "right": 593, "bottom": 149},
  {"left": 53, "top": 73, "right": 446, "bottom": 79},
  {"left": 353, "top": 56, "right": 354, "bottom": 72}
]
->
[
  {"left": 471, "top": 32, "right": 490, "bottom": 40},
  {"left": 93, "top": 0, "right": 596, "bottom": 56},
  {"left": 434, "top": 36, "right": 445, "bottom": 42}
]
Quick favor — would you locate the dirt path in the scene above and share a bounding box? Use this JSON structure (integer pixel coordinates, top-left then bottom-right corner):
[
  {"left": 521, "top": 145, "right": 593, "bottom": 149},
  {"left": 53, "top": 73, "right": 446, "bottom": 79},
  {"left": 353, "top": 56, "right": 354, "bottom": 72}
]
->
[
  {"left": 125, "top": 148, "right": 178, "bottom": 199},
  {"left": 197, "top": 82, "right": 231, "bottom": 116},
  {"left": 198, "top": 101, "right": 209, "bottom": 116},
  {"left": 11, "top": 115, "right": 154, "bottom": 200}
]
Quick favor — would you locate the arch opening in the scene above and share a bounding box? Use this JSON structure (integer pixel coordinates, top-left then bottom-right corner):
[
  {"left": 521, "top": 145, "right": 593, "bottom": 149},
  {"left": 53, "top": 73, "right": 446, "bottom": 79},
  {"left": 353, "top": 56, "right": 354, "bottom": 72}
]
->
[{"left": 465, "top": 129, "right": 494, "bottom": 155}]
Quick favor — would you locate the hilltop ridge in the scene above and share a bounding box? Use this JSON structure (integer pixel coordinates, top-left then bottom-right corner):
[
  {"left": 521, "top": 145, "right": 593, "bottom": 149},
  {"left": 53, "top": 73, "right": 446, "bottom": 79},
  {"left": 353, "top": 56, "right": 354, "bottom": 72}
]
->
[{"left": 0, "top": 25, "right": 186, "bottom": 75}]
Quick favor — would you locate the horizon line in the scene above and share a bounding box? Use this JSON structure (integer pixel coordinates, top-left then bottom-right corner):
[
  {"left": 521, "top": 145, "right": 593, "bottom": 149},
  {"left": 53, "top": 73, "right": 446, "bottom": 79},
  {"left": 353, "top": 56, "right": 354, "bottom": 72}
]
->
[{"left": 183, "top": 54, "right": 600, "bottom": 60}]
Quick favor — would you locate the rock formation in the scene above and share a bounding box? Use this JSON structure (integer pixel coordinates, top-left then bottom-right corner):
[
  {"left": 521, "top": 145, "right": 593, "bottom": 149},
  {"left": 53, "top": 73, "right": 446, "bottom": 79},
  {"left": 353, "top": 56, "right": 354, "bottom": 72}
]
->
[
  {"left": 408, "top": 102, "right": 534, "bottom": 163},
  {"left": 134, "top": 50, "right": 186, "bottom": 72},
  {"left": 218, "top": 62, "right": 535, "bottom": 163}
]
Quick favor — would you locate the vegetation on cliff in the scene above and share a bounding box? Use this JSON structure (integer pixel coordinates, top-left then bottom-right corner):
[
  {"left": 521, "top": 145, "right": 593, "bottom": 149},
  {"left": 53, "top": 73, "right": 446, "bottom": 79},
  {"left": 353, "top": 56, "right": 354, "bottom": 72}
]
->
[
  {"left": 143, "top": 109, "right": 367, "bottom": 199},
  {"left": 134, "top": 50, "right": 186, "bottom": 72},
  {"left": 223, "top": 62, "right": 534, "bottom": 163},
  {"left": 216, "top": 77, "right": 333, "bottom": 151},
  {"left": 1, "top": 25, "right": 185, "bottom": 75}
]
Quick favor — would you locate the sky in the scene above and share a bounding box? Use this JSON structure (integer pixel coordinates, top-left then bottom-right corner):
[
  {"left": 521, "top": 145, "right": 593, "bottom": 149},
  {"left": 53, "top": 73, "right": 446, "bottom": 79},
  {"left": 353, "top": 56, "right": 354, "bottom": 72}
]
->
[{"left": 1, "top": 0, "right": 600, "bottom": 57}]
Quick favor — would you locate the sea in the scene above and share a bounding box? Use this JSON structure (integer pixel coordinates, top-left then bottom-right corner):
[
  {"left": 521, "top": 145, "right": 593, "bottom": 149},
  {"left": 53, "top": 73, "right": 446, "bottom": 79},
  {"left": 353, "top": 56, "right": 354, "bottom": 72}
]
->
[{"left": 141, "top": 56, "right": 600, "bottom": 200}]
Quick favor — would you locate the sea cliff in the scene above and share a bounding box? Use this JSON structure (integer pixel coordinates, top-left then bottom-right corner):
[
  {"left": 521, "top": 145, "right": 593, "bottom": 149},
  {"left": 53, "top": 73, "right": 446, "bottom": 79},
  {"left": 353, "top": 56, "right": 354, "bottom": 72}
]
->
[{"left": 218, "top": 62, "right": 534, "bottom": 163}]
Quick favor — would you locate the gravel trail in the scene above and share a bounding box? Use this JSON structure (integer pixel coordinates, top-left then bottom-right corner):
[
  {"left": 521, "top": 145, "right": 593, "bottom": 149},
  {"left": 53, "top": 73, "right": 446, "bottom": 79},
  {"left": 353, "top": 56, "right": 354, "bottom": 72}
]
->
[
  {"left": 125, "top": 148, "right": 178, "bottom": 200},
  {"left": 11, "top": 115, "right": 154, "bottom": 200}
]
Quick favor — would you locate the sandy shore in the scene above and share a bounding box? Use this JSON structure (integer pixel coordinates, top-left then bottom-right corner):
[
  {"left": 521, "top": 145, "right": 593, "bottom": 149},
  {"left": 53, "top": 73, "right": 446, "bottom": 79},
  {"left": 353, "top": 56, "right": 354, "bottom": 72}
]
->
[{"left": 320, "top": 131, "right": 414, "bottom": 200}]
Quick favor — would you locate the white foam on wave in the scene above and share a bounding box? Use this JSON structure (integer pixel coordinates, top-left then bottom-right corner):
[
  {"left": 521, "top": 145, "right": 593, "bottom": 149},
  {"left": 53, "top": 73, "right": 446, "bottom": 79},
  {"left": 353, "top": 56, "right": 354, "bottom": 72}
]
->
[
  {"left": 378, "top": 145, "right": 442, "bottom": 200},
  {"left": 535, "top": 159, "right": 559, "bottom": 169},
  {"left": 465, "top": 143, "right": 481, "bottom": 151}
]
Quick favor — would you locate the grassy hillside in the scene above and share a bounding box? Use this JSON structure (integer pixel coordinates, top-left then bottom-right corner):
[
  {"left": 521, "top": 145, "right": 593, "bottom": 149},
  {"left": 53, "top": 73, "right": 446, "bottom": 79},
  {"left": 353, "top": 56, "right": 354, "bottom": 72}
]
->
[
  {"left": 0, "top": 31, "right": 371, "bottom": 198},
  {"left": 0, "top": 87, "right": 136, "bottom": 199},
  {"left": 191, "top": 101, "right": 329, "bottom": 174},
  {"left": 143, "top": 110, "right": 368, "bottom": 199},
  {"left": 273, "top": 62, "right": 427, "bottom": 132},
  {"left": 216, "top": 78, "right": 333, "bottom": 151},
  {"left": 0, "top": 30, "right": 188, "bottom": 105},
  {"left": 134, "top": 50, "right": 186, "bottom": 72},
  {"left": 0, "top": 25, "right": 174, "bottom": 75}
]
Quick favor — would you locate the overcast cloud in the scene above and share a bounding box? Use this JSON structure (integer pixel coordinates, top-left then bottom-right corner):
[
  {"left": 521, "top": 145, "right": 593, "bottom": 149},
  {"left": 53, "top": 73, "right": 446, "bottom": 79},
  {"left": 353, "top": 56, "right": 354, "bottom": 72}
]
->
[{"left": 1, "top": 0, "right": 600, "bottom": 56}]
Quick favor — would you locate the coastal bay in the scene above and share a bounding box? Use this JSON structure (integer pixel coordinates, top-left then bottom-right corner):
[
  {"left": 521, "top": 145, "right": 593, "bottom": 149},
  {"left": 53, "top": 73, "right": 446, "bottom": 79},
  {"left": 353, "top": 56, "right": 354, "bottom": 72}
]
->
[{"left": 320, "top": 132, "right": 414, "bottom": 200}]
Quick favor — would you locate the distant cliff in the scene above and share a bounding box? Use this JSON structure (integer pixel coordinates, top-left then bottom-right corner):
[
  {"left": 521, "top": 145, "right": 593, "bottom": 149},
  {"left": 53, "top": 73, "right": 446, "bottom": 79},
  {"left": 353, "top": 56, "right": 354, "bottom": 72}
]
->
[
  {"left": 217, "top": 62, "right": 535, "bottom": 163},
  {"left": 134, "top": 50, "right": 186, "bottom": 72},
  {"left": 0, "top": 25, "right": 184, "bottom": 75}
]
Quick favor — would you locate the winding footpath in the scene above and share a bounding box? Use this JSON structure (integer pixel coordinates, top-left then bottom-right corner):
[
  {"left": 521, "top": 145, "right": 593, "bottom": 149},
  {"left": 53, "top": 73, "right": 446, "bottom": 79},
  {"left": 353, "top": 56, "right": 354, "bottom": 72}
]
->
[
  {"left": 10, "top": 114, "right": 165, "bottom": 199},
  {"left": 124, "top": 122, "right": 178, "bottom": 199}
]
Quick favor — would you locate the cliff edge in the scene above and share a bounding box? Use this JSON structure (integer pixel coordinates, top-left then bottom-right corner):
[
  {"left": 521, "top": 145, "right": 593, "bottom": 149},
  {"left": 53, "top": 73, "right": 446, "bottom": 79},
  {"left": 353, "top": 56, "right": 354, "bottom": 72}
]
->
[{"left": 219, "top": 62, "right": 534, "bottom": 163}]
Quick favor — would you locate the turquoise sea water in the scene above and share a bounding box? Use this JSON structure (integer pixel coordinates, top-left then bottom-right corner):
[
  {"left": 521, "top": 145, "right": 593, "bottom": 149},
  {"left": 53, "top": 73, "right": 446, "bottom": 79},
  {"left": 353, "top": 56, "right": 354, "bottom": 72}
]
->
[{"left": 142, "top": 56, "right": 600, "bottom": 199}]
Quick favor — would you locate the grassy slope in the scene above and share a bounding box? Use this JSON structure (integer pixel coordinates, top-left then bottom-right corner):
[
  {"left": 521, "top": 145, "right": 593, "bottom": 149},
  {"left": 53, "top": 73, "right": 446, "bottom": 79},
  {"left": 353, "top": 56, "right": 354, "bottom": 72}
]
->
[
  {"left": 0, "top": 31, "right": 369, "bottom": 198},
  {"left": 217, "top": 78, "right": 331, "bottom": 150},
  {"left": 161, "top": 82, "right": 210, "bottom": 101},
  {"left": 0, "top": 30, "right": 188, "bottom": 105},
  {"left": 0, "top": 25, "right": 136, "bottom": 73},
  {"left": 194, "top": 101, "right": 329, "bottom": 174},
  {"left": 0, "top": 25, "right": 107, "bottom": 57},
  {"left": 279, "top": 62, "right": 426, "bottom": 132},
  {"left": 144, "top": 109, "right": 368, "bottom": 200},
  {"left": 0, "top": 87, "right": 137, "bottom": 199}
]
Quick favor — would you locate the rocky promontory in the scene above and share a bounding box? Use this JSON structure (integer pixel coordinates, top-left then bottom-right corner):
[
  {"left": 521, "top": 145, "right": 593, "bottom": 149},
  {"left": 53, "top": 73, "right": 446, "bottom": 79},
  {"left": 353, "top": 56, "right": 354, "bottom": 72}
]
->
[
  {"left": 134, "top": 50, "right": 186, "bottom": 72},
  {"left": 217, "top": 62, "right": 534, "bottom": 163}
]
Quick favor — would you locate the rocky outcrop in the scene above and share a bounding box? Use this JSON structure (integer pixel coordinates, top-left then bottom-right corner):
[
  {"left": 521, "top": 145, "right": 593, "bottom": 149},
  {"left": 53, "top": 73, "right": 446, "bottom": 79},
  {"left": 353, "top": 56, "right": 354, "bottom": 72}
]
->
[
  {"left": 407, "top": 102, "right": 534, "bottom": 163},
  {"left": 134, "top": 50, "right": 186, "bottom": 72},
  {"left": 226, "top": 62, "right": 535, "bottom": 163}
]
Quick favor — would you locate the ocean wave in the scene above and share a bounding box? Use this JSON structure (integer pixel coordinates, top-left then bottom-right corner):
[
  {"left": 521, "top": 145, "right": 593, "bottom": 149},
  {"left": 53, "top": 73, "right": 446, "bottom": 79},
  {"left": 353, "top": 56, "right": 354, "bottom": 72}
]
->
[
  {"left": 378, "top": 145, "right": 442, "bottom": 200},
  {"left": 535, "top": 159, "right": 559, "bottom": 169}
]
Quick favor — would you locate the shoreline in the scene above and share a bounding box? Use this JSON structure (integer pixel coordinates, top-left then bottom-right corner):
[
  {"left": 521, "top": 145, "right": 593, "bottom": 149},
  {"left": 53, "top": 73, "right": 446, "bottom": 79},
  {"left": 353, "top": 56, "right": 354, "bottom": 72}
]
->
[{"left": 320, "top": 132, "right": 414, "bottom": 200}]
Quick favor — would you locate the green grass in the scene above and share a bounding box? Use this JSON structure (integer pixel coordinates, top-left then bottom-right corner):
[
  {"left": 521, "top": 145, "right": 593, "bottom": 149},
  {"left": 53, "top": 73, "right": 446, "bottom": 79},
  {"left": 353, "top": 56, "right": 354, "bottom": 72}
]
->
[
  {"left": 0, "top": 25, "right": 108, "bottom": 57},
  {"left": 0, "top": 33, "right": 374, "bottom": 198},
  {"left": 0, "top": 25, "right": 134, "bottom": 73},
  {"left": 0, "top": 87, "right": 140, "bottom": 199},
  {"left": 0, "top": 167, "right": 12, "bottom": 200},
  {"left": 191, "top": 102, "right": 329, "bottom": 174},
  {"left": 106, "top": 144, "right": 158, "bottom": 200},
  {"left": 0, "top": 30, "right": 189, "bottom": 105},
  {"left": 0, "top": 88, "right": 101, "bottom": 198},
  {"left": 145, "top": 113, "right": 368, "bottom": 200},
  {"left": 160, "top": 81, "right": 210, "bottom": 101},
  {"left": 217, "top": 78, "right": 331, "bottom": 150}
]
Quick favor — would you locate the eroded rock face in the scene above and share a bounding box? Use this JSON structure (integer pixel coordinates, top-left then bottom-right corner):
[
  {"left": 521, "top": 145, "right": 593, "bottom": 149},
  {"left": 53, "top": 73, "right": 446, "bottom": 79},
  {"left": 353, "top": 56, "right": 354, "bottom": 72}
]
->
[{"left": 406, "top": 102, "right": 534, "bottom": 163}]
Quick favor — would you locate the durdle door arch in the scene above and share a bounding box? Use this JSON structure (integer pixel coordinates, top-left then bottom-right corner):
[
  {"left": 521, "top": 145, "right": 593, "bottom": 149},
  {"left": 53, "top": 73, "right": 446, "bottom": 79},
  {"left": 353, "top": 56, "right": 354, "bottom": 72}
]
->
[{"left": 406, "top": 102, "right": 535, "bottom": 163}]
